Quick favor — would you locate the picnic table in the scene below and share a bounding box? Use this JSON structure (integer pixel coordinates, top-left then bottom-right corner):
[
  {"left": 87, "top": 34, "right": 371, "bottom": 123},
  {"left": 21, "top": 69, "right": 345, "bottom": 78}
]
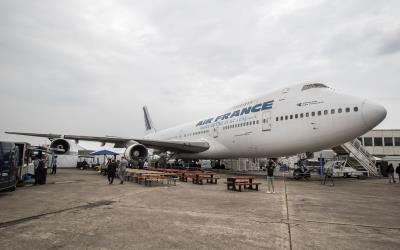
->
[
  {"left": 123, "top": 169, "right": 178, "bottom": 186},
  {"left": 191, "top": 172, "right": 219, "bottom": 185},
  {"left": 225, "top": 176, "right": 261, "bottom": 192},
  {"left": 180, "top": 171, "right": 203, "bottom": 182}
]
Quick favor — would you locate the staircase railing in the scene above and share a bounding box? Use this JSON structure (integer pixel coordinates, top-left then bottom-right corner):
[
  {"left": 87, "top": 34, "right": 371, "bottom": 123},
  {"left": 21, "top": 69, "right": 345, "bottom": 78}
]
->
[{"left": 342, "top": 139, "right": 378, "bottom": 176}]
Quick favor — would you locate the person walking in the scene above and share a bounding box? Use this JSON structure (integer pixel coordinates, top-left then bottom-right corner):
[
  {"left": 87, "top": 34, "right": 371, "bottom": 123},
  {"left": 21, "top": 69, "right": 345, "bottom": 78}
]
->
[
  {"left": 388, "top": 163, "right": 396, "bottom": 184},
  {"left": 51, "top": 155, "right": 58, "bottom": 175},
  {"left": 266, "top": 159, "right": 276, "bottom": 193},
  {"left": 119, "top": 157, "right": 128, "bottom": 184},
  {"left": 396, "top": 164, "right": 400, "bottom": 182},
  {"left": 107, "top": 159, "right": 117, "bottom": 184}
]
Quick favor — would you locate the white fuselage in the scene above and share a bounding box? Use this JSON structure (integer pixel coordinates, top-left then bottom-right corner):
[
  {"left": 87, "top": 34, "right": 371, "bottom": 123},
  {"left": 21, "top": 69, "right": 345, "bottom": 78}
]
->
[{"left": 144, "top": 84, "right": 386, "bottom": 159}]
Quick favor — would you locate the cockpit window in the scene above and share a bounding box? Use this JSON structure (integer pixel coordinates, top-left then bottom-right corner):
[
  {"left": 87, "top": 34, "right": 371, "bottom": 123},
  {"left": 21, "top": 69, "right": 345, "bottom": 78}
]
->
[{"left": 301, "top": 83, "right": 329, "bottom": 91}]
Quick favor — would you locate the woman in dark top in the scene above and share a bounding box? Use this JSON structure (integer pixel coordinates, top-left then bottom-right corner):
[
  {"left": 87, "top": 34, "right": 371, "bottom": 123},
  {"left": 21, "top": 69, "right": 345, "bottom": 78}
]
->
[{"left": 107, "top": 159, "right": 117, "bottom": 184}]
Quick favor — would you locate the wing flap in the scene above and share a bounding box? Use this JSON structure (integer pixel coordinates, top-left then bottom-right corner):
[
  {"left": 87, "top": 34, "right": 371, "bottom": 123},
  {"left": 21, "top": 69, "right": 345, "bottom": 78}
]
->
[
  {"left": 135, "top": 139, "right": 209, "bottom": 153},
  {"left": 6, "top": 132, "right": 62, "bottom": 139},
  {"left": 6, "top": 131, "right": 209, "bottom": 153}
]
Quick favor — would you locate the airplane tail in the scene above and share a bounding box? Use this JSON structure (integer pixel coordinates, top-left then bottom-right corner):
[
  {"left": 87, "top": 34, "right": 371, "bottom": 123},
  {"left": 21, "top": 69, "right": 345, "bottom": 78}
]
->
[{"left": 143, "top": 106, "right": 156, "bottom": 134}]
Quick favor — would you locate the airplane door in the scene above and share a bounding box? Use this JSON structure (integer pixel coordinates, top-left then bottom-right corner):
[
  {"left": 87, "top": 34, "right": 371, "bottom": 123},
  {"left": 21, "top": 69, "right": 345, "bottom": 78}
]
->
[
  {"left": 262, "top": 111, "right": 272, "bottom": 131},
  {"left": 213, "top": 126, "right": 219, "bottom": 138},
  {"left": 279, "top": 88, "right": 290, "bottom": 101}
]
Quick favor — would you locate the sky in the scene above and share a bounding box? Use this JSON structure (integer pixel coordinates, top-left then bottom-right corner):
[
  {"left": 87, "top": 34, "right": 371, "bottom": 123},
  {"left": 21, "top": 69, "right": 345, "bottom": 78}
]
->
[{"left": 0, "top": 0, "right": 399, "bottom": 147}]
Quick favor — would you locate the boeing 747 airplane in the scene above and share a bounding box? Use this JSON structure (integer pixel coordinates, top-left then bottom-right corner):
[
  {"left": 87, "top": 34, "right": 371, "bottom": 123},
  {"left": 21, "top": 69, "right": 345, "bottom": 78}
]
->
[{"left": 7, "top": 83, "right": 387, "bottom": 160}]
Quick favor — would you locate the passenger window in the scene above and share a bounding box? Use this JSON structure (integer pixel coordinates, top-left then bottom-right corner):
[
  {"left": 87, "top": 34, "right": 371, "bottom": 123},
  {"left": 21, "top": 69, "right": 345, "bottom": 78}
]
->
[
  {"left": 354, "top": 107, "right": 358, "bottom": 112},
  {"left": 338, "top": 108, "right": 342, "bottom": 113},
  {"left": 331, "top": 109, "right": 335, "bottom": 114},
  {"left": 346, "top": 107, "right": 350, "bottom": 112},
  {"left": 280, "top": 116, "right": 283, "bottom": 120},
  {"left": 253, "top": 121, "right": 256, "bottom": 125},
  {"left": 285, "top": 115, "right": 288, "bottom": 120},
  {"left": 324, "top": 110, "right": 328, "bottom": 115},
  {"left": 256, "top": 120, "right": 259, "bottom": 124},
  {"left": 290, "top": 115, "right": 293, "bottom": 119},
  {"left": 300, "top": 113, "right": 303, "bottom": 118},
  {"left": 306, "top": 113, "right": 309, "bottom": 117},
  {"left": 276, "top": 117, "right": 279, "bottom": 122},
  {"left": 295, "top": 114, "right": 298, "bottom": 119}
]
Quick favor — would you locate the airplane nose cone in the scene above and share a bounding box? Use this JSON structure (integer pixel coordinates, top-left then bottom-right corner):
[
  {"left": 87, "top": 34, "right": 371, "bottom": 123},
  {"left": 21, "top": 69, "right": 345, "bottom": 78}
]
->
[{"left": 362, "top": 100, "right": 387, "bottom": 129}]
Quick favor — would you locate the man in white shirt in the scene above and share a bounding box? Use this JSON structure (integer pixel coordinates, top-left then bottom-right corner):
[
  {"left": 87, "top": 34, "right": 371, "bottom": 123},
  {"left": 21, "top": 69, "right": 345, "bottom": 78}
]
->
[{"left": 119, "top": 157, "right": 128, "bottom": 184}]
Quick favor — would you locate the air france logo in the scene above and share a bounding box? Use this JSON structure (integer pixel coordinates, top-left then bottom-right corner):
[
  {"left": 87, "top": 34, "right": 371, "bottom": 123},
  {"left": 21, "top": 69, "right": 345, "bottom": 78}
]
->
[{"left": 196, "top": 100, "right": 274, "bottom": 126}]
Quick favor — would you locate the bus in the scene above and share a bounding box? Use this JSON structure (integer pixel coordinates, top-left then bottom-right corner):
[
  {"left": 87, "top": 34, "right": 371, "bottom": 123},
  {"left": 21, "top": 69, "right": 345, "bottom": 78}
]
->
[{"left": 0, "top": 142, "right": 18, "bottom": 191}]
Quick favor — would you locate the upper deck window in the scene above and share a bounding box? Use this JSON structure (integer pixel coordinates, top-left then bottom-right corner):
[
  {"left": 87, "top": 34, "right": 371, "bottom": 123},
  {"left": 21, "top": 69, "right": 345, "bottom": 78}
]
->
[{"left": 301, "top": 83, "right": 329, "bottom": 91}]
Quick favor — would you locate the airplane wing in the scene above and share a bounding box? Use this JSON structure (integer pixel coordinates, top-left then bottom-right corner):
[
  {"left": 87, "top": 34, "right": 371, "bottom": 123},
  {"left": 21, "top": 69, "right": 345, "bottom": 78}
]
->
[{"left": 5, "top": 132, "right": 209, "bottom": 153}]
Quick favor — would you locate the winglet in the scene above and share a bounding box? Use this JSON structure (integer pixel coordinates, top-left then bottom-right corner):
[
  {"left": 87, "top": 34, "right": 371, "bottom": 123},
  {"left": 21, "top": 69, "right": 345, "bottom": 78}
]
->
[{"left": 143, "top": 106, "right": 156, "bottom": 134}]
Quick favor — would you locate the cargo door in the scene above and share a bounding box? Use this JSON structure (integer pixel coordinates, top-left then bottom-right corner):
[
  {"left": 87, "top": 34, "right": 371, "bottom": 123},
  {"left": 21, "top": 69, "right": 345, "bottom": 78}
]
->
[{"left": 262, "top": 111, "right": 272, "bottom": 131}]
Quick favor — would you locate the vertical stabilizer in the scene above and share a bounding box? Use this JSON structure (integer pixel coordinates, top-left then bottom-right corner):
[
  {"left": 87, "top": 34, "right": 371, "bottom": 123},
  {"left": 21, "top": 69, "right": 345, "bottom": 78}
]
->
[{"left": 143, "top": 106, "right": 156, "bottom": 134}]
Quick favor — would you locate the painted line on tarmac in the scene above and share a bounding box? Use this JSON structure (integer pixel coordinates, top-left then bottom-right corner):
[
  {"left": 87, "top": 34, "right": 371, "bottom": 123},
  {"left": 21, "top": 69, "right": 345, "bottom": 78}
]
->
[
  {"left": 0, "top": 200, "right": 115, "bottom": 229},
  {"left": 283, "top": 172, "right": 293, "bottom": 250},
  {"left": 288, "top": 218, "right": 400, "bottom": 231}
]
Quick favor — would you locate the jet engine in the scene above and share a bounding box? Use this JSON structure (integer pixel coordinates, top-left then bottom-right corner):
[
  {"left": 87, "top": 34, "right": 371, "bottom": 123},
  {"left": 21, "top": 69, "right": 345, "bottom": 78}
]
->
[
  {"left": 50, "top": 139, "right": 71, "bottom": 154},
  {"left": 124, "top": 144, "right": 148, "bottom": 160}
]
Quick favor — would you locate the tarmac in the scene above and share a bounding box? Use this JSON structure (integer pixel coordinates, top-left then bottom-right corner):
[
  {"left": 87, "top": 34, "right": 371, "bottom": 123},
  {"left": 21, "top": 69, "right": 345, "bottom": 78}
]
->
[{"left": 0, "top": 169, "right": 399, "bottom": 250}]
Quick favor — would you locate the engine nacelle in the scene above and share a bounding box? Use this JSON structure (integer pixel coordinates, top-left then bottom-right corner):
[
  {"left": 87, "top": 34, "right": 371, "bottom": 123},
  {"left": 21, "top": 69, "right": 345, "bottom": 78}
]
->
[
  {"left": 50, "top": 139, "right": 71, "bottom": 154},
  {"left": 124, "top": 144, "right": 148, "bottom": 161}
]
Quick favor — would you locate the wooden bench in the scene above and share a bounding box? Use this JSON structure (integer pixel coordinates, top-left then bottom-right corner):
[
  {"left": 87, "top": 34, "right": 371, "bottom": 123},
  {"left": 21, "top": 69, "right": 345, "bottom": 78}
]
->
[
  {"left": 192, "top": 175, "right": 219, "bottom": 185},
  {"left": 225, "top": 177, "right": 261, "bottom": 192},
  {"left": 225, "top": 181, "right": 261, "bottom": 191},
  {"left": 181, "top": 171, "right": 202, "bottom": 182},
  {"left": 144, "top": 177, "right": 179, "bottom": 186}
]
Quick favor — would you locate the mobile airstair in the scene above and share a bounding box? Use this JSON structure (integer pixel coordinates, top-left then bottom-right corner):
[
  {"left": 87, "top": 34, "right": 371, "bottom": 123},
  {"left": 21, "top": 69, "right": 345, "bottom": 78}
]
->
[{"left": 332, "top": 139, "right": 379, "bottom": 176}]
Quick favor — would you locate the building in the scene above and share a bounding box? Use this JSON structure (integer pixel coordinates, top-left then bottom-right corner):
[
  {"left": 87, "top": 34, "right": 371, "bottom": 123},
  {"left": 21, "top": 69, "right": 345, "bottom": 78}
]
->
[{"left": 358, "top": 129, "right": 400, "bottom": 157}]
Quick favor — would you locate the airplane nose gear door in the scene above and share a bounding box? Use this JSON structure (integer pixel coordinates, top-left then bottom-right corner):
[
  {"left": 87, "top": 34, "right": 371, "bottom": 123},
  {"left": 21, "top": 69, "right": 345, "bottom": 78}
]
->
[{"left": 262, "top": 111, "right": 272, "bottom": 131}]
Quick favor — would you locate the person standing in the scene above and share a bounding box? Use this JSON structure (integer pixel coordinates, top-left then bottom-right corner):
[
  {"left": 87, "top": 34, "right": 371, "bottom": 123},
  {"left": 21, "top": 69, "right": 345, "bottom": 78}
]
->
[
  {"left": 388, "top": 163, "right": 396, "bottom": 184},
  {"left": 107, "top": 159, "right": 117, "bottom": 184},
  {"left": 51, "top": 155, "right": 58, "bottom": 175},
  {"left": 33, "top": 157, "right": 39, "bottom": 185},
  {"left": 119, "top": 157, "right": 128, "bottom": 184},
  {"left": 266, "top": 159, "right": 276, "bottom": 193},
  {"left": 37, "top": 156, "right": 46, "bottom": 185},
  {"left": 43, "top": 155, "right": 48, "bottom": 184},
  {"left": 396, "top": 164, "right": 400, "bottom": 182}
]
